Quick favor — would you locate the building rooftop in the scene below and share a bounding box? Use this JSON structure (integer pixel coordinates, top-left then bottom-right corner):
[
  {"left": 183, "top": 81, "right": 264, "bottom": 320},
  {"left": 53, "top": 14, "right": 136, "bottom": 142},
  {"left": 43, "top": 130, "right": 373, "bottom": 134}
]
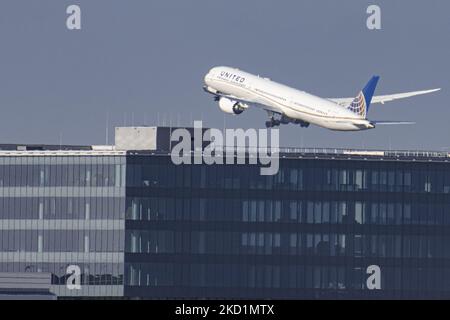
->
[
  {"left": 1, "top": 127, "right": 450, "bottom": 162},
  {"left": 0, "top": 143, "right": 92, "bottom": 151},
  {"left": 1, "top": 145, "right": 449, "bottom": 163}
]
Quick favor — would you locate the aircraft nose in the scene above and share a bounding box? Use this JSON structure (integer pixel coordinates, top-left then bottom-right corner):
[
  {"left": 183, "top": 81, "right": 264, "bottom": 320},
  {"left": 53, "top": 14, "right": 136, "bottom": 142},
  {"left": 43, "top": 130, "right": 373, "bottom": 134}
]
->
[{"left": 204, "top": 70, "right": 213, "bottom": 85}]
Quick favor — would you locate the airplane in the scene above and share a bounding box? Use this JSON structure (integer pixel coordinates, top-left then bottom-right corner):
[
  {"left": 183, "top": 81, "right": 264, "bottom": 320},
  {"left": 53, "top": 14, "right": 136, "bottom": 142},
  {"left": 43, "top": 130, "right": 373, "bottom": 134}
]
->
[{"left": 203, "top": 66, "right": 440, "bottom": 131}]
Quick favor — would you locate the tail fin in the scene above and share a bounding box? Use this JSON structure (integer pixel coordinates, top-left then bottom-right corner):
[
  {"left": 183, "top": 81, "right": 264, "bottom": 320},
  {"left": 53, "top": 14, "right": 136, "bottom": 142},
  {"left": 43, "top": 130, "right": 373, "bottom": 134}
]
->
[{"left": 347, "top": 76, "right": 380, "bottom": 118}]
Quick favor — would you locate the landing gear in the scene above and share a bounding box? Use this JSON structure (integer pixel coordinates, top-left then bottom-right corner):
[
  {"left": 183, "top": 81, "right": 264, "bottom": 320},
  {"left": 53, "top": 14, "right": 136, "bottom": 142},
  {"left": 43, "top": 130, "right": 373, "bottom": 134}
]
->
[
  {"left": 265, "top": 113, "right": 310, "bottom": 128},
  {"left": 265, "top": 118, "right": 281, "bottom": 128},
  {"left": 298, "top": 121, "right": 310, "bottom": 128}
]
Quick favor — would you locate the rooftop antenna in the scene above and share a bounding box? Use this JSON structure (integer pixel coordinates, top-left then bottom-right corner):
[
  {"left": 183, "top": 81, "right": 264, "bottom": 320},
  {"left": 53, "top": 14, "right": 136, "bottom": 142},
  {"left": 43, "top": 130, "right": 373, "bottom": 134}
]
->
[
  {"left": 169, "top": 113, "right": 173, "bottom": 151},
  {"left": 106, "top": 111, "right": 109, "bottom": 145},
  {"left": 123, "top": 112, "right": 126, "bottom": 126},
  {"left": 223, "top": 114, "right": 226, "bottom": 133},
  {"left": 131, "top": 112, "right": 135, "bottom": 127},
  {"left": 59, "top": 132, "right": 63, "bottom": 150},
  {"left": 157, "top": 112, "right": 160, "bottom": 126}
]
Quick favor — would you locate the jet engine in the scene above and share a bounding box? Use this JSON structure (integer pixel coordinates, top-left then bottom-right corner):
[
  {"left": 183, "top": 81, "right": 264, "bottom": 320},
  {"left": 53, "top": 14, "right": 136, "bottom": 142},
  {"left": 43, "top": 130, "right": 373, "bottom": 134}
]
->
[{"left": 218, "top": 97, "right": 246, "bottom": 115}]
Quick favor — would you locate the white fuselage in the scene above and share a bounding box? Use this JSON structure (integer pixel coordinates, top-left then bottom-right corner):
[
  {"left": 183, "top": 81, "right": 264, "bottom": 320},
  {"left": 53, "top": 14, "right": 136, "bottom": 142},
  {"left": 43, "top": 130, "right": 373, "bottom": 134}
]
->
[{"left": 204, "top": 66, "right": 374, "bottom": 131}]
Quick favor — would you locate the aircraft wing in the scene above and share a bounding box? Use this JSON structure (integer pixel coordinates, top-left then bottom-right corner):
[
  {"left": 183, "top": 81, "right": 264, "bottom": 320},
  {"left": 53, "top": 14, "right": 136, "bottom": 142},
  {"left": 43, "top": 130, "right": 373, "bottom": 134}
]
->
[
  {"left": 217, "top": 93, "right": 254, "bottom": 106},
  {"left": 203, "top": 86, "right": 255, "bottom": 107},
  {"left": 329, "top": 88, "right": 441, "bottom": 106}
]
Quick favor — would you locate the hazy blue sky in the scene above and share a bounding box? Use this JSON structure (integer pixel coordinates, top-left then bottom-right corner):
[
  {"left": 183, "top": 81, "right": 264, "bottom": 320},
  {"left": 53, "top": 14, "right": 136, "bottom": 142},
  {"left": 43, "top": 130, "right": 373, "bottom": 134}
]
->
[{"left": 0, "top": 0, "right": 448, "bottom": 150}]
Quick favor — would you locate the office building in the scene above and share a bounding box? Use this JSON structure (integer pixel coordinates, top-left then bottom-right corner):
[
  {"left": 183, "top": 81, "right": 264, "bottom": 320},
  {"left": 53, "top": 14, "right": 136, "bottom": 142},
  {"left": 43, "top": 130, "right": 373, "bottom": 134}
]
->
[{"left": 1, "top": 127, "right": 450, "bottom": 299}]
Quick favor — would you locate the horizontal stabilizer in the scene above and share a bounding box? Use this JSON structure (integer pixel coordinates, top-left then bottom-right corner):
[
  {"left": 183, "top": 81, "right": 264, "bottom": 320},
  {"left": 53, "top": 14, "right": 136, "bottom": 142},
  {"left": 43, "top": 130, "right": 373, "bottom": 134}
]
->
[{"left": 371, "top": 121, "right": 416, "bottom": 125}]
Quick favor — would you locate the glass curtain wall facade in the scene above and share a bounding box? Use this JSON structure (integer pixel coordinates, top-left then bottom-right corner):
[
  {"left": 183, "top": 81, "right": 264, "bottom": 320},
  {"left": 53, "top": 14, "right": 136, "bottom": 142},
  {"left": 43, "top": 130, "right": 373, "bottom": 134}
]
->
[
  {"left": 1, "top": 150, "right": 450, "bottom": 299},
  {"left": 125, "top": 154, "right": 450, "bottom": 299},
  {"left": 0, "top": 153, "right": 126, "bottom": 297}
]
